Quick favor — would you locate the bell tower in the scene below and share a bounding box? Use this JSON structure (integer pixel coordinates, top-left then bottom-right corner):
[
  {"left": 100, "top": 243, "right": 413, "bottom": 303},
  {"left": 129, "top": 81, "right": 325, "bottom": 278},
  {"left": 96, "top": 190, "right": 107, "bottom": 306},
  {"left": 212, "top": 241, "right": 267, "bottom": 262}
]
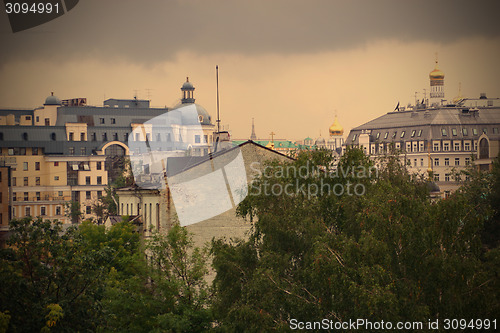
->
[{"left": 181, "top": 77, "right": 195, "bottom": 104}]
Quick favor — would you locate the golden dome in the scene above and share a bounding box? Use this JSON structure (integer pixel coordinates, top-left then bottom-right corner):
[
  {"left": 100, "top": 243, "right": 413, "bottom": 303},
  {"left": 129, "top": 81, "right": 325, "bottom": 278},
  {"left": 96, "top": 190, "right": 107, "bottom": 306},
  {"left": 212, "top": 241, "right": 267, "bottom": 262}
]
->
[
  {"left": 429, "top": 61, "right": 444, "bottom": 80},
  {"left": 329, "top": 116, "right": 344, "bottom": 136}
]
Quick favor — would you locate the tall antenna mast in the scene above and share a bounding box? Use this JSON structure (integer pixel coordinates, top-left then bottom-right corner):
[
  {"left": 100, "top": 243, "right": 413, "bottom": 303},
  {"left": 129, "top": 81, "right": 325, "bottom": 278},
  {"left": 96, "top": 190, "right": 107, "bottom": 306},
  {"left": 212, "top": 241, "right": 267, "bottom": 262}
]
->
[{"left": 216, "top": 65, "right": 221, "bottom": 133}]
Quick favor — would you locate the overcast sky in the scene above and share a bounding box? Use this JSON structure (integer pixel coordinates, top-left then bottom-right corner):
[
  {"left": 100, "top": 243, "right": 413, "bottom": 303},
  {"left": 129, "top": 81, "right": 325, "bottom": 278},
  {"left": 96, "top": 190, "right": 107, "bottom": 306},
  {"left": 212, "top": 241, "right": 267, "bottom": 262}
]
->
[{"left": 1, "top": 0, "right": 499, "bottom": 140}]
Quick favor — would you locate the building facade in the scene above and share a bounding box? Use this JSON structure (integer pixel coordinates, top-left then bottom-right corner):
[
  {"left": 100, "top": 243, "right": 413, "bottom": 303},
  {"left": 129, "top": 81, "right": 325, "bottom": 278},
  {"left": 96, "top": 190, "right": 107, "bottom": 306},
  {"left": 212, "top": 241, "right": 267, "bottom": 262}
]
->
[
  {"left": 0, "top": 78, "right": 215, "bottom": 227},
  {"left": 345, "top": 62, "right": 500, "bottom": 197}
]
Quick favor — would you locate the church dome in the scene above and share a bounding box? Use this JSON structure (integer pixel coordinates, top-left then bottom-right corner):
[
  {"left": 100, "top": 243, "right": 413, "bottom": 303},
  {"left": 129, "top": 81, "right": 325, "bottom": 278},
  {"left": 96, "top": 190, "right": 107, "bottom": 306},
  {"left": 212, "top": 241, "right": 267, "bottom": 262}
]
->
[
  {"left": 182, "top": 77, "right": 194, "bottom": 90},
  {"left": 329, "top": 116, "right": 344, "bottom": 136},
  {"left": 172, "top": 103, "right": 212, "bottom": 126},
  {"left": 315, "top": 136, "right": 326, "bottom": 146},
  {"left": 44, "top": 92, "right": 61, "bottom": 105},
  {"left": 429, "top": 62, "right": 444, "bottom": 80}
]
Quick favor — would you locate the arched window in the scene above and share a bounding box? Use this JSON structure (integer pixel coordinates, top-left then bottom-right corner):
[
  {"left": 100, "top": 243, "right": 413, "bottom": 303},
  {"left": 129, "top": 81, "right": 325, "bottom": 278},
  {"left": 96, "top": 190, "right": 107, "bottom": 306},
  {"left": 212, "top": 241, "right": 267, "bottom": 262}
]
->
[{"left": 479, "top": 138, "right": 489, "bottom": 159}]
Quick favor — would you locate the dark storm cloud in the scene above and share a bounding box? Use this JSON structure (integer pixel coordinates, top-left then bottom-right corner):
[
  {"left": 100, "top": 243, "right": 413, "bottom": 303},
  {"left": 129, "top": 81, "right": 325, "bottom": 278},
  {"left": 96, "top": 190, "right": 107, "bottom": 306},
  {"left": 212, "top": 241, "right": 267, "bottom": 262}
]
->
[{"left": 0, "top": 0, "right": 499, "bottom": 66}]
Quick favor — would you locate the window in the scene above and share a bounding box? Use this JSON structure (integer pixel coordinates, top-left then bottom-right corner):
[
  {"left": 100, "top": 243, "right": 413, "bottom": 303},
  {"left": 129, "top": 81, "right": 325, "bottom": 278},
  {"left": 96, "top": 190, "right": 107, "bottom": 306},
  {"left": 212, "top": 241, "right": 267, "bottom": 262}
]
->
[
  {"left": 97, "top": 162, "right": 102, "bottom": 170},
  {"left": 35, "top": 162, "right": 40, "bottom": 170},
  {"left": 434, "top": 174, "right": 440, "bottom": 182},
  {"left": 400, "top": 131, "right": 405, "bottom": 138},
  {"left": 102, "top": 133, "right": 107, "bottom": 141},
  {"left": 443, "top": 142, "right": 450, "bottom": 151},
  {"left": 113, "top": 133, "right": 118, "bottom": 141},
  {"left": 384, "top": 132, "right": 388, "bottom": 139},
  {"left": 86, "top": 176, "right": 91, "bottom": 185},
  {"left": 92, "top": 133, "right": 96, "bottom": 141},
  {"left": 13, "top": 193, "right": 16, "bottom": 202},
  {"left": 25, "top": 207, "right": 31, "bottom": 217},
  {"left": 54, "top": 176, "right": 59, "bottom": 181},
  {"left": 12, "top": 177, "right": 16, "bottom": 186},
  {"left": 97, "top": 176, "right": 102, "bottom": 185},
  {"left": 58, "top": 191, "right": 63, "bottom": 197},
  {"left": 405, "top": 142, "right": 411, "bottom": 152},
  {"left": 36, "top": 177, "right": 40, "bottom": 186},
  {"left": 69, "top": 147, "right": 75, "bottom": 155},
  {"left": 444, "top": 158, "right": 449, "bottom": 166},
  {"left": 56, "top": 206, "right": 61, "bottom": 215},
  {"left": 51, "top": 133, "right": 56, "bottom": 141},
  {"left": 86, "top": 191, "right": 91, "bottom": 199},
  {"left": 40, "top": 207, "right": 46, "bottom": 216},
  {"left": 411, "top": 130, "right": 416, "bottom": 138},
  {"left": 462, "top": 128, "right": 468, "bottom": 136},
  {"left": 445, "top": 174, "right": 450, "bottom": 182},
  {"left": 419, "top": 141, "right": 424, "bottom": 152},
  {"left": 352, "top": 134, "right": 357, "bottom": 141},
  {"left": 69, "top": 132, "right": 74, "bottom": 141},
  {"left": 80, "top": 147, "right": 86, "bottom": 155},
  {"left": 36, "top": 192, "right": 40, "bottom": 200},
  {"left": 32, "top": 147, "right": 38, "bottom": 155},
  {"left": 24, "top": 177, "right": 28, "bottom": 186},
  {"left": 433, "top": 142, "right": 440, "bottom": 152},
  {"left": 464, "top": 142, "right": 471, "bottom": 151},
  {"left": 413, "top": 159, "right": 417, "bottom": 167},
  {"left": 412, "top": 142, "right": 418, "bottom": 152},
  {"left": 472, "top": 128, "right": 478, "bottom": 136},
  {"left": 465, "top": 157, "right": 471, "bottom": 165},
  {"left": 195, "top": 135, "right": 201, "bottom": 143},
  {"left": 111, "top": 118, "right": 116, "bottom": 124},
  {"left": 452, "top": 128, "right": 457, "bottom": 136},
  {"left": 455, "top": 158, "right": 460, "bottom": 166},
  {"left": 86, "top": 206, "right": 92, "bottom": 214},
  {"left": 23, "top": 162, "right": 28, "bottom": 171},
  {"left": 22, "top": 132, "right": 28, "bottom": 141},
  {"left": 417, "top": 129, "right": 422, "bottom": 137},
  {"left": 24, "top": 192, "right": 28, "bottom": 201},
  {"left": 483, "top": 128, "right": 487, "bottom": 134},
  {"left": 420, "top": 158, "right": 424, "bottom": 167},
  {"left": 392, "top": 132, "right": 397, "bottom": 139},
  {"left": 54, "top": 161, "right": 59, "bottom": 166},
  {"left": 454, "top": 142, "right": 460, "bottom": 151},
  {"left": 376, "top": 132, "right": 380, "bottom": 139},
  {"left": 45, "top": 118, "right": 50, "bottom": 126},
  {"left": 124, "top": 133, "right": 129, "bottom": 141},
  {"left": 97, "top": 191, "right": 102, "bottom": 198},
  {"left": 81, "top": 133, "right": 85, "bottom": 141},
  {"left": 434, "top": 158, "right": 439, "bottom": 166},
  {"left": 100, "top": 118, "right": 105, "bottom": 124},
  {"left": 493, "top": 128, "right": 499, "bottom": 134},
  {"left": 441, "top": 128, "right": 447, "bottom": 136}
]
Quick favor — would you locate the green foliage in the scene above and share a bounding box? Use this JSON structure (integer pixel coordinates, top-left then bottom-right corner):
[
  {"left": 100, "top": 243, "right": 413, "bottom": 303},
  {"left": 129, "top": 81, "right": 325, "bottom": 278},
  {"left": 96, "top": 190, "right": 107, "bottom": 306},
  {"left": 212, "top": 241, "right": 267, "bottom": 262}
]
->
[
  {"left": 64, "top": 201, "right": 82, "bottom": 224},
  {"left": 212, "top": 148, "right": 500, "bottom": 331},
  {"left": 100, "top": 224, "right": 212, "bottom": 332},
  {"left": 0, "top": 218, "right": 141, "bottom": 332}
]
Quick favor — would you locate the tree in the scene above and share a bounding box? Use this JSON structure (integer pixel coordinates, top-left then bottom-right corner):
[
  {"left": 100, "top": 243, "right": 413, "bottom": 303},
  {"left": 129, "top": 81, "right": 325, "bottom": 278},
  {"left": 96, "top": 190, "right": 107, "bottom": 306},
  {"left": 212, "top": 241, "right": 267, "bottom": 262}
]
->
[
  {"left": 211, "top": 148, "right": 499, "bottom": 330},
  {"left": 0, "top": 218, "right": 141, "bottom": 332},
  {"left": 64, "top": 201, "right": 81, "bottom": 224},
  {"left": 100, "top": 224, "right": 212, "bottom": 332}
]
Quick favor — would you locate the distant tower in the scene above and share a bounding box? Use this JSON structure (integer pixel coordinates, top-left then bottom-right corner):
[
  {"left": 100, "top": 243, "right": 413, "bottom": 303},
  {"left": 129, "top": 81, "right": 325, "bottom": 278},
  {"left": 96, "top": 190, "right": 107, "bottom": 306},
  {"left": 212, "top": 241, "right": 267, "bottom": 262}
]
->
[
  {"left": 181, "top": 77, "right": 195, "bottom": 104},
  {"left": 429, "top": 55, "right": 445, "bottom": 105},
  {"left": 327, "top": 114, "right": 344, "bottom": 150},
  {"left": 250, "top": 118, "right": 257, "bottom": 140}
]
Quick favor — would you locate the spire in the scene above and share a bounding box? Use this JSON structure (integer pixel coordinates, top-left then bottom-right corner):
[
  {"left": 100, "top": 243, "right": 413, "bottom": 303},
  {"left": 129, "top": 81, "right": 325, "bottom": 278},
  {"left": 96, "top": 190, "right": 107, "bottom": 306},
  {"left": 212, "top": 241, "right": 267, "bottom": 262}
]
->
[{"left": 250, "top": 118, "right": 257, "bottom": 140}]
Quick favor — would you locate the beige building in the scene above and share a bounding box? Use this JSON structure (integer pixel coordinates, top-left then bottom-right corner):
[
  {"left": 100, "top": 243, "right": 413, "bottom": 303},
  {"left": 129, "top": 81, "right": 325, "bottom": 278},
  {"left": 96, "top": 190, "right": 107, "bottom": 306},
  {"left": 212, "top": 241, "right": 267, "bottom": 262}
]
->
[
  {"left": 345, "top": 61, "right": 500, "bottom": 197},
  {"left": 115, "top": 141, "right": 294, "bottom": 249},
  {"left": 0, "top": 78, "right": 216, "bottom": 227}
]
